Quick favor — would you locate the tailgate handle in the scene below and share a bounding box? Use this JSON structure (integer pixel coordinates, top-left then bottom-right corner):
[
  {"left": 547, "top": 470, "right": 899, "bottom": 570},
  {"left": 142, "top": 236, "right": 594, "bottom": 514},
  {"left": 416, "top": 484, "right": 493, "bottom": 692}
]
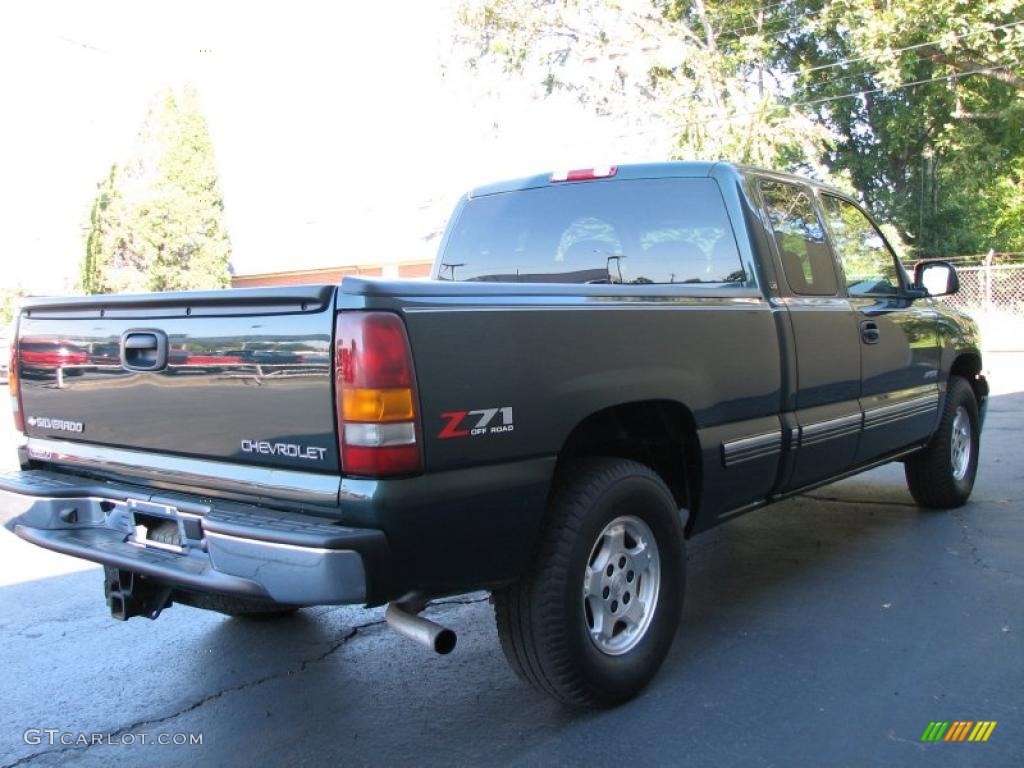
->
[{"left": 121, "top": 330, "right": 168, "bottom": 371}]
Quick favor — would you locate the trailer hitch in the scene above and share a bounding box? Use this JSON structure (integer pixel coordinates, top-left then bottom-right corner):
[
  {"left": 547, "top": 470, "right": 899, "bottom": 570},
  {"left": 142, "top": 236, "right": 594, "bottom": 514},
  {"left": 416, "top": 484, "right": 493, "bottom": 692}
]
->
[{"left": 103, "top": 566, "right": 173, "bottom": 621}]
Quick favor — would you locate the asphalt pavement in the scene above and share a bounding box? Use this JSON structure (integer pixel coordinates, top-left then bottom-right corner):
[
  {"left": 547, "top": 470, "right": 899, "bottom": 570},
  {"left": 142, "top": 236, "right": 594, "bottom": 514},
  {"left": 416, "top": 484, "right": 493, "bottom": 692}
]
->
[{"left": 0, "top": 358, "right": 1021, "bottom": 767}]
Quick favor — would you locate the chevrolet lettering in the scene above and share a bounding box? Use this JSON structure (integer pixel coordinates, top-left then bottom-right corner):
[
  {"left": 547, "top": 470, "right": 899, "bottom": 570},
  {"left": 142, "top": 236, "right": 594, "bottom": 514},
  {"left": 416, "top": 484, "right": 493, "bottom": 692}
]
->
[{"left": 240, "top": 440, "right": 327, "bottom": 461}]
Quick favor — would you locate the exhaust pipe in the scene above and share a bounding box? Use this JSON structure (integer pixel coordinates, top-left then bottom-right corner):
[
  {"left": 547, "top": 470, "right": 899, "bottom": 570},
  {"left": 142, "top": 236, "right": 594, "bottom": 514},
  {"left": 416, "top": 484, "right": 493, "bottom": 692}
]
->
[{"left": 385, "top": 602, "right": 457, "bottom": 655}]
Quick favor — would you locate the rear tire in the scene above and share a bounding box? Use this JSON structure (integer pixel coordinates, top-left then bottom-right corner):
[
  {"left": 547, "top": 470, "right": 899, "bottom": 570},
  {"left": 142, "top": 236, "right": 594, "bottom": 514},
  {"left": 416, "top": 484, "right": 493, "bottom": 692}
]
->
[
  {"left": 904, "top": 376, "right": 980, "bottom": 508},
  {"left": 494, "top": 458, "right": 685, "bottom": 708}
]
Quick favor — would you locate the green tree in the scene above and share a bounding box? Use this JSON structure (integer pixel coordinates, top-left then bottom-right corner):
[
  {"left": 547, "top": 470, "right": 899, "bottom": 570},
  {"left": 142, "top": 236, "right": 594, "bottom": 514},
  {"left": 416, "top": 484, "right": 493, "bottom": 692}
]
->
[
  {"left": 81, "top": 85, "right": 231, "bottom": 294},
  {"left": 773, "top": 0, "right": 1024, "bottom": 257},
  {"left": 455, "top": 0, "right": 838, "bottom": 173},
  {"left": 455, "top": 1, "right": 1024, "bottom": 258},
  {"left": 1, "top": 286, "right": 27, "bottom": 328}
]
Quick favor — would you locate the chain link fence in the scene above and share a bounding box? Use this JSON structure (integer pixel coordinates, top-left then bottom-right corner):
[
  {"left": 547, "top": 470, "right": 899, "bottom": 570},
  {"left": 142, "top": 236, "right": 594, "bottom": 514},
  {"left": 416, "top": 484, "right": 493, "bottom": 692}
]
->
[
  {"left": 923, "top": 263, "right": 1024, "bottom": 352},
  {"left": 939, "top": 264, "right": 1024, "bottom": 317}
]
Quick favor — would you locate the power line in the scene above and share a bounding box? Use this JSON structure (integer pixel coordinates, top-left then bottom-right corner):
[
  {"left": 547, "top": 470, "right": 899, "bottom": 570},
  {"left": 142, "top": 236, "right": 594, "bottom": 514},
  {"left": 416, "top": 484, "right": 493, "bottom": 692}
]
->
[
  {"left": 708, "top": 3, "right": 829, "bottom": 41},
  {"left": 627, "top": 60, "right": 1021, "bottom": 136},
  {"left": 735, "top": 39, "right": 1021, "bottom": 101},
  {"left": 790, "top": 62, "right": 1021, "bottom": 109},
  {"left": 800, "top": 19, "right": 1024, "bottom": 75},
  {"left": 688, "top": 5, "right": 1020, "bottom": 59},
  {"left": 721, "top": 17, "right": 1024, "bottom": 77},
  {"left": 655, "top": 3, "right": 830, "bottom": 52},
  {"left": 790, "top": 50, "right": 1021, "bottom": 98},
  {"left": 694, "top": 0, "right": 827, "bottom": 41},
  {"left": 652, "top": 16, "right": 1024, "bottom": 89}
]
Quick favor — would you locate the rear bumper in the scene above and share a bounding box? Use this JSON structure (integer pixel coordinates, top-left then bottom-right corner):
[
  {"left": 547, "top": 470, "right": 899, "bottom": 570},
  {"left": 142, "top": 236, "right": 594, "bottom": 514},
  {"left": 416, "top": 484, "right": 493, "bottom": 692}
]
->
[{"left": 0, "top": 470, "right": 389, "bottom": 606}]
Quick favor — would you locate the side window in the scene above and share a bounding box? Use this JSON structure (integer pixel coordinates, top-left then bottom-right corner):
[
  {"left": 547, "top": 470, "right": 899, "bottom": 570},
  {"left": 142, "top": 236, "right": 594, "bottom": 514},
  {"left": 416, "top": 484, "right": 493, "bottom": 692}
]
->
[
  {"left": 759, "top": 180, "right": 837, "bottom": 296},
  {"left": 820, "top": 195, "right": 901, "bottom": 296}
]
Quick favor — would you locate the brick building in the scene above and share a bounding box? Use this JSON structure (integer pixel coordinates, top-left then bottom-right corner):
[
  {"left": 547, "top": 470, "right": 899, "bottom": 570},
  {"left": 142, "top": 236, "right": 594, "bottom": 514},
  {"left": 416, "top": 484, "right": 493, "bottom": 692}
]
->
[{"left": 230, "top": 259, "right": 433, "bottom": 288}]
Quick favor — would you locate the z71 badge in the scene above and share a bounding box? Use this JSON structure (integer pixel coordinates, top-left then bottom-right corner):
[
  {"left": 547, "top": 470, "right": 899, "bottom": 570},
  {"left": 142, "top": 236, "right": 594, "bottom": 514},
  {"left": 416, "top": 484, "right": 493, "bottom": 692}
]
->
[{"left": 438, "top": 407, "right": 514, "bottom": 439}]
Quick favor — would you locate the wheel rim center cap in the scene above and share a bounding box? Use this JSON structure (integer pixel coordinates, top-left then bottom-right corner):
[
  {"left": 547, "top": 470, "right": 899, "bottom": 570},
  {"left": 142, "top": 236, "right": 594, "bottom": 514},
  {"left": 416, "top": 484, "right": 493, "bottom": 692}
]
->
[{"left": 610, "top": 563, "right": 629, "bottom": 595}]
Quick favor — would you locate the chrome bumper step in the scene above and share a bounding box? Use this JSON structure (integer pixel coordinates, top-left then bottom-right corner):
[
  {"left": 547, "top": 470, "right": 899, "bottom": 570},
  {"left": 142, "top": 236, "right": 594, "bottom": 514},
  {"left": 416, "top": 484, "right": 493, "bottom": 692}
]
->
[{"left": 1, "top": 470, "right": 383, "bottom": 606}]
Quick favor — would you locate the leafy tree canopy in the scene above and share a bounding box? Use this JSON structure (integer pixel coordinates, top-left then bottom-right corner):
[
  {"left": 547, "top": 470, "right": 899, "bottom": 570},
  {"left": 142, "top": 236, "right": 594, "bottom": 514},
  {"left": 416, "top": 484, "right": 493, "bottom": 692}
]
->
[
  {"left": 456, "top": 0, "right": 1024, "bottom": 258},
  {"left": 786, "top": 0, "right": 1024, "bottom": 256},
  {"left": 1, "top": 286, "right": 26, "bottom": 329},
  {"left": 456, "top": 0, "right": 839, "bottom": 174},
  {"left": 81, "top": 85, "right": 231, "bottom": 294}
]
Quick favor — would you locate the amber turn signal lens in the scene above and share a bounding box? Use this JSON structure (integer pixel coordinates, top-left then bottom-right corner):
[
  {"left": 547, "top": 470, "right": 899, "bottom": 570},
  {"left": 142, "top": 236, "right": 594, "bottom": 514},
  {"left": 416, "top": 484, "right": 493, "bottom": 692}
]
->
[{"left": 342, "top": 387, "right": 415, "bottom": 423}]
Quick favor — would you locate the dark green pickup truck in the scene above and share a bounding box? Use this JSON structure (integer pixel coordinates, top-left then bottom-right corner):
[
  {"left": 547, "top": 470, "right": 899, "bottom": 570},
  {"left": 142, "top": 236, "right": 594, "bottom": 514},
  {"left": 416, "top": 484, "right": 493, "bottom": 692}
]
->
[{"left": 2, "top": 162, "right": 987, "bottom": 707}]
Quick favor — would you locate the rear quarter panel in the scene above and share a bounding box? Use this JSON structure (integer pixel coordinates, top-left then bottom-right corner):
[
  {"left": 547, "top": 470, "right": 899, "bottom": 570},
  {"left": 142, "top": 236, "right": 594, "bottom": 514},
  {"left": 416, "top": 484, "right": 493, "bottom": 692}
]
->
[
  {"left": 341, "top": 283, "right": 784, "bottom": 527},
  {"left": 403, "top": 295, "right": 780, "bottom": 469}
]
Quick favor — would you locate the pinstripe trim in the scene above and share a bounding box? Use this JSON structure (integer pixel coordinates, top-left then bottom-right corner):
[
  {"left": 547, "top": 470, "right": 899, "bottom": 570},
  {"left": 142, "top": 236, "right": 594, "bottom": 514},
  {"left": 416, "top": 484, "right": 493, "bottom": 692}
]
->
[
  {"left": 799, "top": 413, "right": 862, "bottom": 448},
  {"left": 721, "top": 431, "right": 782, "bottom": 467},
  {"left": 863, "top": 393, "right": 939, "bottom": 430},
  {"left": 721, "top": 390, "right": 938, "bottom": 468},
  {"left": 402, "top": 302, "right": 768, "bottom": 314}
]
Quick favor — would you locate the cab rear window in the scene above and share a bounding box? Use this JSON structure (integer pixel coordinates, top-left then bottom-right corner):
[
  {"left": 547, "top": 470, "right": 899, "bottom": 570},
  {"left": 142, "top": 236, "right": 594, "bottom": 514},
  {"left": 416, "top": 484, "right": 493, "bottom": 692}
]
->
[{"left": 438, "top": 178, "right": 746, "bottom": 285}]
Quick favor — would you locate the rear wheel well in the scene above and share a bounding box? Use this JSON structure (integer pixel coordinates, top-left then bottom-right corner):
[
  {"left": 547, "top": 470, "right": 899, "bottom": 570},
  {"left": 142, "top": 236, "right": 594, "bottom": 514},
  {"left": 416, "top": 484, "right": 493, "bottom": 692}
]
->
[{"left": 555, "top": 401, "right": 700, "bottom": 530}]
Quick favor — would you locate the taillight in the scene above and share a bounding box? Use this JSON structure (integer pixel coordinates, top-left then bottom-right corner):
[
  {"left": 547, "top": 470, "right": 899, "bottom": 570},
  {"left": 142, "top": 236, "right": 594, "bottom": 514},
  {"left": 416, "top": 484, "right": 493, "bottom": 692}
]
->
[
  {"left": 335, "top": 312, "right": 422, "bottom": 477},
  {"left": 550, "top": 166, "right": 617, "bottom": 182},
  {"left": 9, "top": 330, "right": 23, "bottom": 433}
]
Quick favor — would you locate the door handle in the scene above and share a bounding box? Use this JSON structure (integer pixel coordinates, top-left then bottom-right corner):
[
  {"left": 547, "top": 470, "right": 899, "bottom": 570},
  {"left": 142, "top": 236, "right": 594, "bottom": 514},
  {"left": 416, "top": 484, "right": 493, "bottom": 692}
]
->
[
  {"left": 860, "top": 320, "right": 881, "bottom": 345},
  {"left": 121, "top": 330, "right": 168, "bottom": 371}
]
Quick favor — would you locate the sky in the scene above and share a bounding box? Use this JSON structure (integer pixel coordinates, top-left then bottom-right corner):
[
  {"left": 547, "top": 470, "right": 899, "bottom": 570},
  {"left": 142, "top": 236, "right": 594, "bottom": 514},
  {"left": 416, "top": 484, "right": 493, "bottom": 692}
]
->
[{"left": 0, "top": 0, "right": 667, "bottom": 293}]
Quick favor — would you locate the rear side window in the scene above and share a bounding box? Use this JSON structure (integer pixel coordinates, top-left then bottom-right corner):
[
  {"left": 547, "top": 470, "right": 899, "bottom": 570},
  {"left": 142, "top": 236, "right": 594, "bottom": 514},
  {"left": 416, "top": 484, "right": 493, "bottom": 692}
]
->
[
  {"left": 759, "top": 180, "right": 837, "bottom": 296},
  {"left": 820, "top": 195, "right": 901, "bottom": 296},
  {"left": 438, "top": 178, "right": 745, "bottom": 284}
]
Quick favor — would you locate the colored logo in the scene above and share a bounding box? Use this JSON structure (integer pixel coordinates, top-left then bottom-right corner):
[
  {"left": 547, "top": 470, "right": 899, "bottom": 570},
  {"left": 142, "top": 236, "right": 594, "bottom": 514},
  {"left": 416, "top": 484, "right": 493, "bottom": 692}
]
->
[
  {"left": 438, "top": 407, "right": 514, "bottom": 439},
  {"left": 921, "top": 721, "right": 997, "bottom": 742}
]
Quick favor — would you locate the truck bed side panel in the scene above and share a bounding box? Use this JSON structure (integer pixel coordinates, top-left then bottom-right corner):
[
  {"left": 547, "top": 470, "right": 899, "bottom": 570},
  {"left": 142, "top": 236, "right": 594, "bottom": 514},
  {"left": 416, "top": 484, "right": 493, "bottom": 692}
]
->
[{"left": 346, "top": 286, "right": 785, "bottom": 525}]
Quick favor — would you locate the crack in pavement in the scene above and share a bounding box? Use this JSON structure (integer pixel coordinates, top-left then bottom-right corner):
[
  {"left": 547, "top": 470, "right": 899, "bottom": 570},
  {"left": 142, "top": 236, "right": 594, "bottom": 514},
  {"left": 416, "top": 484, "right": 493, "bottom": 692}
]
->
[
  {"left": 950, "top": 509, "right": 1022, "bottom": 579},
  {"left": 2, "top": 620, "right": 374, "bottom": 768},
  {"left": 953, "top": 509, "right": 990, "bottom": 572},
  {"left": 2, "top": 595, "right": 492, "bottom": 768},
  {"left": 804, "top": 494, "right": 1021, "bottom": 579},
  {"left": 886, "top": 729, "right": 929, "bottom": 752}
]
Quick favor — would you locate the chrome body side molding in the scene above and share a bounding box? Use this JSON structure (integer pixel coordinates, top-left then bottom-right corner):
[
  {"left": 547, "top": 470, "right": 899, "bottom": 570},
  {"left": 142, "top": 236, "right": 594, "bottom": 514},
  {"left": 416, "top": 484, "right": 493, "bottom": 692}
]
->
[
  {"left": 798, "top": 413, "right": 863, "bottom": 448},
  {"left": 863, "top": 394, "right": 940, "bottom": 430},
  {"left": 721, "top": 431, "right": 782, "bottom": 467}
]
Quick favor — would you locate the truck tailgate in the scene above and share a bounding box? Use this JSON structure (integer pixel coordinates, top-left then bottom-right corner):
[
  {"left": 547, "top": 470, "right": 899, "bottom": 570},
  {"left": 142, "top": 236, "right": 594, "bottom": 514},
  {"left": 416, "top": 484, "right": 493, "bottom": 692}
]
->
[{"left": 15, "top": 286, "right": 339, "bottom": 474}]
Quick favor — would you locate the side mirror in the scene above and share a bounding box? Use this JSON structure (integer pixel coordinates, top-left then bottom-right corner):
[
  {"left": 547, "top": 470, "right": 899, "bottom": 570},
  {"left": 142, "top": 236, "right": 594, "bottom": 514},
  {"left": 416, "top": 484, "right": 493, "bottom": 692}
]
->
[{"left": 913, "top": 260, "right": 960, "bottom": 297}]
